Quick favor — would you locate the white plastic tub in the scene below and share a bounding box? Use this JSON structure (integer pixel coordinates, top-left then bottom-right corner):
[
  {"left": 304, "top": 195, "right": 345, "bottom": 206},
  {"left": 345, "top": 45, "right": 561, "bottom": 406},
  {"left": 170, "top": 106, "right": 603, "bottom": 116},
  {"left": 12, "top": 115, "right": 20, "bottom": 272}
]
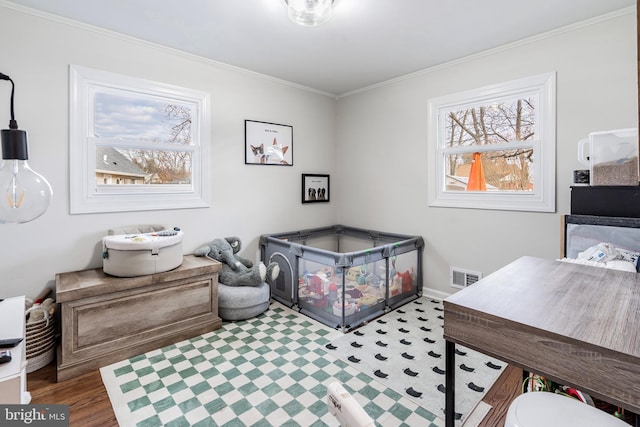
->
[{"left": 102, "top": 229, "right": 183, "bottom": 277}]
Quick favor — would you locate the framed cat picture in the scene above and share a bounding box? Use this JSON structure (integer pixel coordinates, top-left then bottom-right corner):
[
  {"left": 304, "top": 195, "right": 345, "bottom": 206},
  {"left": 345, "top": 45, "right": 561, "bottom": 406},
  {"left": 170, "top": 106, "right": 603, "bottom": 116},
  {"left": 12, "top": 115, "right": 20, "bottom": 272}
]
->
[
  {"left": 302, "top": 174, "right": 330, "bottom": 203},
  {"left": 245, "top": 120, "right": 293, "bottom": 166}
]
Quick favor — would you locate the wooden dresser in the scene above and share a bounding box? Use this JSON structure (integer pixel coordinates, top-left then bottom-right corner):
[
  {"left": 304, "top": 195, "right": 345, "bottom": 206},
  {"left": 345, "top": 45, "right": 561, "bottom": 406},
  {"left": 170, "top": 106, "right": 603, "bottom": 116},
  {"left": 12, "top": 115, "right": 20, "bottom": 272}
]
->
[{"left": 56, "top": 255, "right": 221, "bottom": 381}]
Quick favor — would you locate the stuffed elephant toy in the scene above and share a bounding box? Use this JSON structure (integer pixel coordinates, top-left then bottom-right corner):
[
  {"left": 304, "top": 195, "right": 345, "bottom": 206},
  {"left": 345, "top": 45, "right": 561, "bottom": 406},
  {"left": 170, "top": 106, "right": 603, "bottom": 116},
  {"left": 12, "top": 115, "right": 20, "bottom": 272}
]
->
[{"left": 194, "top": 236, "right": 279, "bottom": 287}]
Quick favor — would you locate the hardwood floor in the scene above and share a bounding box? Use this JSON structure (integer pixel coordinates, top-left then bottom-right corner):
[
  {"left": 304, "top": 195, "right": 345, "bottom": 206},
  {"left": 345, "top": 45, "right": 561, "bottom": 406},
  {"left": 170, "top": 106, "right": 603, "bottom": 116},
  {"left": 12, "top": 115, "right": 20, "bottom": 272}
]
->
[
  {"left": 27, "top": 361, "right": 521, "bottom": 426},
  {"left": 28, "top": 363, "right": 118, "bottom": 427},
  {"left": 477, "top": 364, "right": 522, "bottom": 427}
]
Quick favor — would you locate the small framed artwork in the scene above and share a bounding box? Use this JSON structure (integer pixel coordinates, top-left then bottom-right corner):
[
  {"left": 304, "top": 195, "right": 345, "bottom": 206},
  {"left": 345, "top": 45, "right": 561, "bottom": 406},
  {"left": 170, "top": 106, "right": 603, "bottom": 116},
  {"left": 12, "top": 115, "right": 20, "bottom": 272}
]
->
[
  {"left": 302, "top": 174, "right": 330, "bottom": 203},
  {"left": 245, "top": 120, "right": 293, "bottom": 166}
]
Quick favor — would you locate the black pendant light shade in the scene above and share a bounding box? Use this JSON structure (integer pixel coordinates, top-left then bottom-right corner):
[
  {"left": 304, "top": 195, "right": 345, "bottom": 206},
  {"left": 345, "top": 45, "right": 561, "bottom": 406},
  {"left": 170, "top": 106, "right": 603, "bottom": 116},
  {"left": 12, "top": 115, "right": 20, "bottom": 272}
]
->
[{"left": 1, "top": 128, "right": 29, "bottom": 160}]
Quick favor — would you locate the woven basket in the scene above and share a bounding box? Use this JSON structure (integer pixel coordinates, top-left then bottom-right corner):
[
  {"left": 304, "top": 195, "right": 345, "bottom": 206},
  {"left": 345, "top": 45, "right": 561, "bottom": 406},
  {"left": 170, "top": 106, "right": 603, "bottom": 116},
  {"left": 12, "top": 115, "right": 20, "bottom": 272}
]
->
[{"left": 25, "top": 306, "right": 56, "bottom": 373}]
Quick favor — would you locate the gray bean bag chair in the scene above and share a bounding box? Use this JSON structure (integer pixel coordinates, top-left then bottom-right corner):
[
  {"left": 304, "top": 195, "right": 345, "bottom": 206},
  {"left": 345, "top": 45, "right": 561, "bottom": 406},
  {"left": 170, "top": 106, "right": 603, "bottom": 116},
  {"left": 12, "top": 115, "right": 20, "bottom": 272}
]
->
[{"left": 218, "top": 282, "right": 270, "bottom": 321}]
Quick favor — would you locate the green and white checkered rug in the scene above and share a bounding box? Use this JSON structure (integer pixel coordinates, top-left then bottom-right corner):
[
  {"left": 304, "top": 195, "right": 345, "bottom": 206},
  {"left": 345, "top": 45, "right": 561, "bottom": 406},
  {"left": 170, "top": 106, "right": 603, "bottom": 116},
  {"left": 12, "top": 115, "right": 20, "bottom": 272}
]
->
[{"left": 101, "top": 302, "right": 442, "bottom": 427}]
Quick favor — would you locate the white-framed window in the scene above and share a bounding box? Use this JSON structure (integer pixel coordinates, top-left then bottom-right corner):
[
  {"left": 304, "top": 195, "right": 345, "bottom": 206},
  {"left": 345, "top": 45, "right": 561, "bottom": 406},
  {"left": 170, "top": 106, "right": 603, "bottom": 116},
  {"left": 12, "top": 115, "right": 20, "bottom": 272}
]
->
[
  {"left": 427, "top": 72, "right": 556, "bottom": 212},
  {"left": 69, "top": 65, "right": 211, "bottom": 214}
]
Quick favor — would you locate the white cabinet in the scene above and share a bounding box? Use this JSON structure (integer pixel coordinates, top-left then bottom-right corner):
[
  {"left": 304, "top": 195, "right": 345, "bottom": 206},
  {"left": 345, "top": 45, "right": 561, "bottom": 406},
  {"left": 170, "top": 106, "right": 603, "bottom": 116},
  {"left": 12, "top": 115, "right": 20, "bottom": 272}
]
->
[{"left": 0, "top": 296, "right": 30, "bottom": 404}]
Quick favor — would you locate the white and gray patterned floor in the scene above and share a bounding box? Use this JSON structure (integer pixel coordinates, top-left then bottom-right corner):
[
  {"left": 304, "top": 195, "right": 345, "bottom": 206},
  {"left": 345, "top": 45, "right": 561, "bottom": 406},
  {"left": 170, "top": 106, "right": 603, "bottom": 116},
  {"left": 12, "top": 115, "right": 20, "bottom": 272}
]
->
[
  {"left": 101, "top": 302, "right": 443, "bottom": 427},
  {"left": 326, "top": 298, "right": 505, "bottom": 424}
]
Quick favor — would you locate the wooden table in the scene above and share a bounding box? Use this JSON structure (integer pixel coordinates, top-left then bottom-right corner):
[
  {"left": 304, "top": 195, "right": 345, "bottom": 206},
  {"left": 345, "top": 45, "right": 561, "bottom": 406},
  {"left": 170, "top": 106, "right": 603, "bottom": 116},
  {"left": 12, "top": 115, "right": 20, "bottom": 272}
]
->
[{"left": 443, "top": 256, "right": 640, "bottom": 427}]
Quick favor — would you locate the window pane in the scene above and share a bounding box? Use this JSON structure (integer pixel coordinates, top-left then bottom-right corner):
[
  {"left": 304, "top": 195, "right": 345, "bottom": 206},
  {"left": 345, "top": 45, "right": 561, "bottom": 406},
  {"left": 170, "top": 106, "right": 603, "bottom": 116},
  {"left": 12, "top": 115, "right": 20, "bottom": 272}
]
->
[
  {"left": 93, "top": 92, "right": 193, "bottom": 145},
  {"left": 443, "top": 96, "right": 536, "bottom": 148},
  {"left": 96, "top": 146, "right": 192, "bottom": 186},
  {"left": 444, "top": 149, "right": 534, "bottom": 192}
]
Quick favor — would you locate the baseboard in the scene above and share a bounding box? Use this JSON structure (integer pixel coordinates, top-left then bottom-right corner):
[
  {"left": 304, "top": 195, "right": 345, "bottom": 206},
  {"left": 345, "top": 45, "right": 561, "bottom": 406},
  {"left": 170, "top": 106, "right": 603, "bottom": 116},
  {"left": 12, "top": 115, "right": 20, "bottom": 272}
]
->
[{"left": 421, "top": 286, "right": 453, "bottom": 301}]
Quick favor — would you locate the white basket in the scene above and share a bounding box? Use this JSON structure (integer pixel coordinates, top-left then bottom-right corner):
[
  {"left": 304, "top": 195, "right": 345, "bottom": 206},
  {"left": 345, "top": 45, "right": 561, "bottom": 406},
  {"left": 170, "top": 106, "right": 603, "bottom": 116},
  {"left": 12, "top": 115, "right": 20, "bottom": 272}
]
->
[
  {"left": 25, "top": 305, "right": 56, "bottom": 373},
  {"left": 26, "top": 347, "right": 55, "bottom": 373}
]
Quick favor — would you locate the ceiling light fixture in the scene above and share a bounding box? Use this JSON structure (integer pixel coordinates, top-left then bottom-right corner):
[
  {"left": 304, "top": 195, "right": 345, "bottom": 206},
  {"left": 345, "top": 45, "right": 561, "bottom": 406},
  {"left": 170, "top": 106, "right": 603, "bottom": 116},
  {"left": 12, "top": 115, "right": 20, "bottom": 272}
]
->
[
  {"left": 0, "top": 73, "right": 52, "bottom": 224},
  {"left": 285, "top": 0, "right": 334, "bottom": 27}
]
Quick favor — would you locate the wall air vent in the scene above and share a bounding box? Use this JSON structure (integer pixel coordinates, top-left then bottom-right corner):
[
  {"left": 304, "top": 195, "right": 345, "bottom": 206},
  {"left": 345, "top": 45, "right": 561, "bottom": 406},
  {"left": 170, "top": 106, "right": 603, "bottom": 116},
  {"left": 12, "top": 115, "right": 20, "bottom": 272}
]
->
[{"left": 450, "top": 267, "right": 482, "bottom": 289}]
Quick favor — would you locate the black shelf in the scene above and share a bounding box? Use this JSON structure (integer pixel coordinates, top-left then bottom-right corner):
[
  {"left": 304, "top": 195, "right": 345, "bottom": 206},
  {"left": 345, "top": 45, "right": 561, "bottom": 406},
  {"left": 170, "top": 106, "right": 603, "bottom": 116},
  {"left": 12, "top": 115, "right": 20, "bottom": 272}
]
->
[{"left": 570, "top": 186, "right": 640, "bottom": 218}]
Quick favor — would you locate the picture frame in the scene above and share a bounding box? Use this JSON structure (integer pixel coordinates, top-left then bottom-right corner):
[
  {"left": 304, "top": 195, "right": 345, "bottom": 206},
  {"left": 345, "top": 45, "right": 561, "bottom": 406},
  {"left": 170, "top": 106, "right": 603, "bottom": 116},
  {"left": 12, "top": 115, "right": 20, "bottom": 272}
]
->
[
  {"left": 302, "top": 174, "right": 330, "bottom": 203},
  {"left": 245, "top": 120, "right": 293, "bottom": 166}
]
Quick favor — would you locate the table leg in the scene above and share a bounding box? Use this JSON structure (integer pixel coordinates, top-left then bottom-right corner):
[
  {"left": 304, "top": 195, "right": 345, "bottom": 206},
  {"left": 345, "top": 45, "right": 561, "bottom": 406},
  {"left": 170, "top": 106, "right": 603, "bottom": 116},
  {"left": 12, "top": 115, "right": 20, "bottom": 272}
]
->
[{"left": 445, "top": 339, "right": 455, "bottom": 427}]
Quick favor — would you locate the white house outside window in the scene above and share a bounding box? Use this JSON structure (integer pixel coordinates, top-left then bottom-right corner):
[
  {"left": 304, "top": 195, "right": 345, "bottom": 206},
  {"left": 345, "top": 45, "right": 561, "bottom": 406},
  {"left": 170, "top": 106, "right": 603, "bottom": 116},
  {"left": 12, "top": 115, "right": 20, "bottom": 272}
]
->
[
  {"left": 427, "top": 72, "right": 556, "bottom": 212},
  {"left": 70, "top": 65, "right": 211, "bottom": 213}
]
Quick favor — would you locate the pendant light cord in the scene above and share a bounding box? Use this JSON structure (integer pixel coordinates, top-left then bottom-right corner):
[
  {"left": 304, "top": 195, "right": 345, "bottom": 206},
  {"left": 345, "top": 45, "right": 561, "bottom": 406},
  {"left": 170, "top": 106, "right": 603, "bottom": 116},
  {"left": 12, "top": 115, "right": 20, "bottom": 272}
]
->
[{"left": 0, "top": 72, "right": 18, "bottom": 130}]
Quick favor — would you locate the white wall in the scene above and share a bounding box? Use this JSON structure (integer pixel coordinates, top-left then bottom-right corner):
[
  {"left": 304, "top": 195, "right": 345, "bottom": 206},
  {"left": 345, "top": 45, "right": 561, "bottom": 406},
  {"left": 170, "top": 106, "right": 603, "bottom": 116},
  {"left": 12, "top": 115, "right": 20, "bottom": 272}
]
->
[
  {"left": 335, "top": 10, "right": 638, "bottom": 298},
  {"left": 1, "top": 6, "right": 636, "bottom": 301},
  {"left": 0, "top": 6, "right": 337, "bottom": 299}
]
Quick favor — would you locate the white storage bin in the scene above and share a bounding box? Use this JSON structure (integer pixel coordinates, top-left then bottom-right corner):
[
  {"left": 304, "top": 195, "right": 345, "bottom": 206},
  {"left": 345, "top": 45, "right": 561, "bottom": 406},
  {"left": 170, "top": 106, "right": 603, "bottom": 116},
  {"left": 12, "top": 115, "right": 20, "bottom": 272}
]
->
[
  {"left": 578, "top": 128, "right": 639, "bottom": 186},
  {"left": 102, "top": 229, "right": 183, "bottom": 277},
  {"left": 506, "top": 392, "right": 629, "bottom": 427}
]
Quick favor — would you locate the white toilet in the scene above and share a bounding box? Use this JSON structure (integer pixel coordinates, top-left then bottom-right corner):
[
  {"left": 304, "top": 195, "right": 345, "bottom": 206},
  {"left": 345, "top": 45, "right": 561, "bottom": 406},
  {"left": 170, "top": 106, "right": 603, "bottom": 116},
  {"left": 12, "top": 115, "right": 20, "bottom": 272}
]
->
[{"left": 505, "top": 392, "right": 629, "bottom": 427}]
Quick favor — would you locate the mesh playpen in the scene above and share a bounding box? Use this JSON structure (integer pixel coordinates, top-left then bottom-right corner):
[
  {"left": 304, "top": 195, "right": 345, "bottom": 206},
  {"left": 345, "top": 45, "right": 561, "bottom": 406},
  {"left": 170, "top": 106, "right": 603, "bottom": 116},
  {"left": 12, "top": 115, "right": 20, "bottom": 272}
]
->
[{"left": 260, "top": 225, "right": 424, "bottom": 331}]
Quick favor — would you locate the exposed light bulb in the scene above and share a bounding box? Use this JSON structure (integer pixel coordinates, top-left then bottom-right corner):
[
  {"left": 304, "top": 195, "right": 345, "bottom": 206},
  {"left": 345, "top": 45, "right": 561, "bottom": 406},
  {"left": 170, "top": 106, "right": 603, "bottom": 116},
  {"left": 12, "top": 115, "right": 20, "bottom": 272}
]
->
[
  {"left": 0, "top": 158, "right": 52, "bottom": 223},
  {"left": 0, "top": 127, "right": 52, "bottom": 224}
]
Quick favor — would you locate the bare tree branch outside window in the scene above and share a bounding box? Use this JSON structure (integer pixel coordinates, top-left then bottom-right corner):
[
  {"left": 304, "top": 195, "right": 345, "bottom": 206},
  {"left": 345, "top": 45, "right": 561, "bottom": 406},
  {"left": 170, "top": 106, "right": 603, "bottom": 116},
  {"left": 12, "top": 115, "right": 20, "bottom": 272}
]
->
[
  {"left": 94, "top": 92, "right": 195, "bottom": 186},
  {"left": 120, "top": 105, "right": 193, "bottom": 184},
  {"left": 444, "top": 97, "right": 536, "bottom": 191}
]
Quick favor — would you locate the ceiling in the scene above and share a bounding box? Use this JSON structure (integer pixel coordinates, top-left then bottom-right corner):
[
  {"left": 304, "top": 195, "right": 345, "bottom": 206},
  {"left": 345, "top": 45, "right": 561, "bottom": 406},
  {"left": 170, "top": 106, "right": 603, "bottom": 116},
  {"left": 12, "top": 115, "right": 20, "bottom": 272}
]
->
[{"left": 3, "top": 0, "right": 636, "bottom": 96}]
